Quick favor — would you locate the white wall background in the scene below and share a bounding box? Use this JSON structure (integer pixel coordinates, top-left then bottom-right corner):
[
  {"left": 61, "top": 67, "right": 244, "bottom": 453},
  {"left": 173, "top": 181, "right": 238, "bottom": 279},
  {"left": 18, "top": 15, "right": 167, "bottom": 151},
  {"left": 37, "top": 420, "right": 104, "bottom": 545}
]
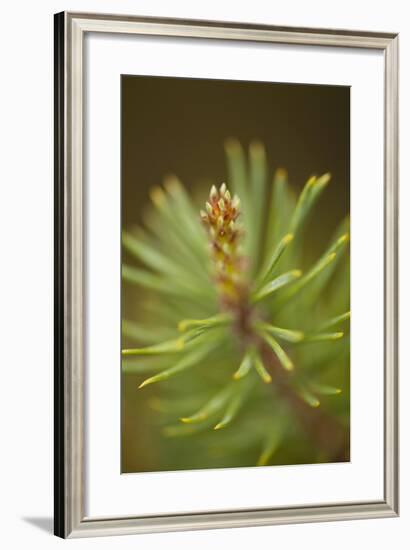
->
[{"left": 0, "top": 1, "right": 407, "bottom": 548}]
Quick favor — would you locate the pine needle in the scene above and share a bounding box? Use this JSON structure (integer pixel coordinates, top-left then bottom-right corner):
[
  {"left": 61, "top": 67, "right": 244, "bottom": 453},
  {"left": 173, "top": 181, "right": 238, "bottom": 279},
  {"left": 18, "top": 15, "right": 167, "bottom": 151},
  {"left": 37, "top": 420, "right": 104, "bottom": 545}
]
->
[
  {"left": 255, "top": 321, "right": 304, "bottom": 343},
  {"left": 122, "top": 338, "right": 184, "bottom": 356},
  {"left": 258, "top": 330, "right": 294, "bottom": 372},
  {"left": 180, "top": 383, "right": 235, "bottom": 424},
  {"left": 252, "top": 269, "right": 302, "bottom": 302},
  {"left": 303, "top": 332, "right": 344, "bottom": 343},
  {"left": 256, "top": 233, "right": 294, "bottom": 288},
  {"left": 214, "top": 392, "right": 246, "bottom": 430},
  {"left": 249, "top": 141, "right": 267, "bottom": 269},
  {"left": 297, "top": 386, "right": 321, "bottom": 408},
  {"left": 309, "top": 382, "right": 342, "bottom": 395},
  {"left": 253, "top": 352, "right": 272, "bottom": 383},
  {"left": 318, "top": 311, "right": 350, "bottom": 331},
  {"left": 290, "top": 173, "right": 331, "bottom": 235},
  {"left": 178, "top": 313, "right": 231, "bottom": 333},
  {"left": 257, "top": 427, "right": 284, "bottom": 466},
  {"left": 233, "top": 350, "right": 254, "bottom": 380},
  {"left": 138, "top": 342, "right": 215, "bottom": 388}
]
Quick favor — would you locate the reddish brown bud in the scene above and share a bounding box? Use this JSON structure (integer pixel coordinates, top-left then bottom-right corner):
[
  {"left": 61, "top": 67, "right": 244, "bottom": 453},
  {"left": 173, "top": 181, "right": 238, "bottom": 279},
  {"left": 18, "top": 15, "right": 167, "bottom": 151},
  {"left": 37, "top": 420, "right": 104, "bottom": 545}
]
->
[{"left": 201, "top": 184, "right": 248, "bottom": 310}]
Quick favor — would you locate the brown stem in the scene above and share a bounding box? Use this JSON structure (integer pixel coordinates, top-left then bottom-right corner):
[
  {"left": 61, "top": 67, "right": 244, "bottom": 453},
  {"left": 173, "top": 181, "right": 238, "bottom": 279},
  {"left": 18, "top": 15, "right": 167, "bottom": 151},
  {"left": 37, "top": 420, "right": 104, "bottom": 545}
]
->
[
  {"left": 260, "top": 343, "right": 349, "bottom": 462},
  {"left": 232, "top": 299, "right": 348, "bottom": 462}
]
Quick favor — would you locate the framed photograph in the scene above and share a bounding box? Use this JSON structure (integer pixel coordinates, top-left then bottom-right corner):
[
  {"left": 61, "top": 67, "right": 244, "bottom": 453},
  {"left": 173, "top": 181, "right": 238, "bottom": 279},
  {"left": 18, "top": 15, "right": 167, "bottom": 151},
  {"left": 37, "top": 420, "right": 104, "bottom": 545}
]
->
[{"left": 54, "top": 12, "right": 399, "bottom": 538}]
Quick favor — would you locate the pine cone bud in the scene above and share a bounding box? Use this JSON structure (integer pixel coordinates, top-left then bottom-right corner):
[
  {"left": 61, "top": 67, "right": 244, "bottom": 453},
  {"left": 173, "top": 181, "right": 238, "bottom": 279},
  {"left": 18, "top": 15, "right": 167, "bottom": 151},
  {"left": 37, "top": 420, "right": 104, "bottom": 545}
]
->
[{"left": 201, "top": 183, "right": 247, "bottom": 309}]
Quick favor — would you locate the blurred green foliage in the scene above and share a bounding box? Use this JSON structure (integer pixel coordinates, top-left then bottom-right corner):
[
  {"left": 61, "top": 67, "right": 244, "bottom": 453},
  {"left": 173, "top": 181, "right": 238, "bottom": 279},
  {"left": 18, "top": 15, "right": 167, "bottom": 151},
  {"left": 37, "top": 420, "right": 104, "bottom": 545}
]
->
[{"left": 121, "top": 140, "right": 350, "bottom": 473}]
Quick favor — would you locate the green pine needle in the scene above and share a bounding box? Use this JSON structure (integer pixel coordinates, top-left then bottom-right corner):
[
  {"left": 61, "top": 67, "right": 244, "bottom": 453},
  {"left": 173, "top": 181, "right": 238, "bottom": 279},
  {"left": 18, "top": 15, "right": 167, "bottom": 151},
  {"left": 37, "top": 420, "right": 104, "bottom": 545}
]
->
[
  {"left": 253, "top": 352, "right": 272, "bottom": 383},
  {"left": 233, "top": 351, "right": 254, "bottom": 380},
  {"left": 180, "top": 383, "right": 235, "bottom": 424},
  {"left": 252, "top": 269, "right": 302, "bottom": 302},
  {"left": 257, "top": 330, "right": 294, "bottom": 372},
  {"left": 138, "top": 342, "right": 216, "bottom": 388},
  {"left": 256, "top": 233, "right": 294, "bottom": 288},
  {"left": 297, "top": 386, "right": 321, "bottom": 408},
  {"left": 255, "top": 321, "right": 304, "bottom": 343},
  {"left": 318, "top": 311, "right": 350, "bottom": 331}
]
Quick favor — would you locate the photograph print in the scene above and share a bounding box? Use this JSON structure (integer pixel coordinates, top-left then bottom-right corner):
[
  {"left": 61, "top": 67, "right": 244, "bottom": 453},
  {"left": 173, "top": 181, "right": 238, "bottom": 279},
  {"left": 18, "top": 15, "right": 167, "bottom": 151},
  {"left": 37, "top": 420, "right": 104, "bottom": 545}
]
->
[{"left": 121, "top": 75, "right": 350, "bottom": 474}]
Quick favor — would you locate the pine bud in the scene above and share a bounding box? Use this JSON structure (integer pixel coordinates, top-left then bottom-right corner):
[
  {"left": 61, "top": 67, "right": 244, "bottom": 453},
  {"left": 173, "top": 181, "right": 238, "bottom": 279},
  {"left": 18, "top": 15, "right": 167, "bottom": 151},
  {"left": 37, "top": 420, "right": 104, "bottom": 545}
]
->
[
  {"left": 210, "top": 185, "right": 218, "bottom": 201},
  {"left": 201, "top": 184, "right": 248, "bottom": 310}
]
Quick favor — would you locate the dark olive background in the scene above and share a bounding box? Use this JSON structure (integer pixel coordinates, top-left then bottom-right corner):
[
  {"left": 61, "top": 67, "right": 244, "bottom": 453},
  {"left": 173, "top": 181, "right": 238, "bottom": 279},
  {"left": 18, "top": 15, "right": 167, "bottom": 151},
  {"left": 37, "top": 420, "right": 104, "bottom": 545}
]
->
[
  {"left": 122, "top": 75, "right": 349, "bottom": 230},
  {"left": 121, "top": 75, "right": 350, "bottom": 473}
]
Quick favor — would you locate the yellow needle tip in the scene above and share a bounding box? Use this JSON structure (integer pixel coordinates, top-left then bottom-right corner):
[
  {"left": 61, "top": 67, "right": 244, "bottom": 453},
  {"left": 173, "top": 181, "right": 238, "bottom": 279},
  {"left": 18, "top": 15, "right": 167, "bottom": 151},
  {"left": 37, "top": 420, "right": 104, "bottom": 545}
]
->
[{"left": 138, "top": 378, "right": 154, "bottom": 389}]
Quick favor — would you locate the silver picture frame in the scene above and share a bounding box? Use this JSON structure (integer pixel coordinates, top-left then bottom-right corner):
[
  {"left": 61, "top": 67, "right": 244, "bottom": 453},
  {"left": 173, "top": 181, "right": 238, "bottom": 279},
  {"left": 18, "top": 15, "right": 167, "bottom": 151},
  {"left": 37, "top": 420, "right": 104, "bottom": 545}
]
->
[{"left": 54, "top": 11, "right": 399, "bottom": 538}]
